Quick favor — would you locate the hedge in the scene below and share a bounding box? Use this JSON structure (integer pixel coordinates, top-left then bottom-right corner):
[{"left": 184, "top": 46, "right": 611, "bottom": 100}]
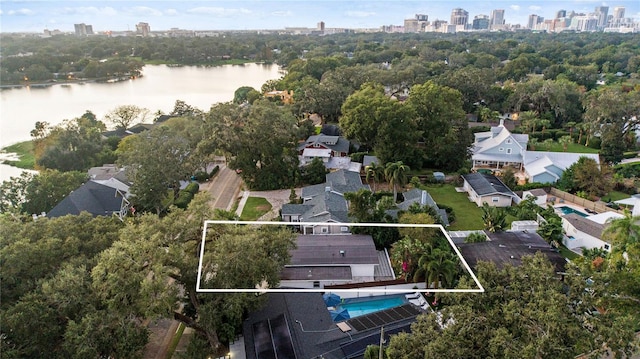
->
[{"left": 185, "top": 182, "right": 200, "bottom": 195}]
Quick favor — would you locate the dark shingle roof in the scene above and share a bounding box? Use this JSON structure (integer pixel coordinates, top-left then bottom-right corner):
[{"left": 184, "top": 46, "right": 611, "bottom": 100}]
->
[
  {"left": 46, "top": 181, "right": 123, "bottom": 218},
  {"left": 281, "top": 266, "right": 352, "bottom": 280},
  {"left": 290, "top": 234, "right": 379, "bottom": 266},
  {"left": 462, "top": 173, "right": 516, "bottom": 197},
  {"left": 298, "top": 134, "right": 350, "bottom": 154},
  {"left": 563, "top": 213, "right": 605, "bottom": 238},
  {"left": 458, "top": 230, "right": 566, "bottom": 272}
]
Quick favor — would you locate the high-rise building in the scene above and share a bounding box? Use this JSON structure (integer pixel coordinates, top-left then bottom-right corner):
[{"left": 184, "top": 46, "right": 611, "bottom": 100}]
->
[
  {"left": 556, "top": 10, "right": 566, "bottom": 19},
  {"left": 136, "top": 22, "right": 151, "bottom": 37},
  {"left": 594, "top": 6, "right": 609, "bottom": 28},
  {"left": 450, "top": 8, "right": 469, "bottom": 26},
  {"left": 317, "top": 21, "right": 325, "bottom": 32},
  {"left": 490, "top": 9, "right": 505, "bottom": 29},
  {"left": 528, "top": 14, "right": 544, "bottom": 29},
  {"left": 404, "top": 14, "right": 429, "bottom": 33},
  {"left": 472, "top": 15, "right": 490, "bottom": 30},
  {"left": 74, "top": 23, "right": 93, "bottom": 36},
  {"left": 613, "top": 6, "right": 625, "bottom": 19}
]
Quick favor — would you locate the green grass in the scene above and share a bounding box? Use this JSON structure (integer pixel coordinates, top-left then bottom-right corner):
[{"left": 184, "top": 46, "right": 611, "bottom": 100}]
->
[
  {"left": 422, "top": 184, "right": 485, "bottom": 230},
  {"left": 165, "top": 322, "right": 185, "bottom": 359},
  {"left": 1, "top": 140, "right": 35, "bottom": 169},
  {"left": 529, "top": 142, "right": 599, "bottom": 154},
  {"left": 602, "top": 191, "right": 632, "bottom": 202},
  {"left": 558, "top": 245, "right": 580, "bottom": 261},
  {"left": 240, "top": 197, "right": 272, "bottom": 221}
]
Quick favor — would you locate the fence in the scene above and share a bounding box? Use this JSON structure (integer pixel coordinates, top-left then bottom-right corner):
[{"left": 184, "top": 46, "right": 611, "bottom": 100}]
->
[{"left": 548, "top": 188, "right": 624, "bottom": 215}]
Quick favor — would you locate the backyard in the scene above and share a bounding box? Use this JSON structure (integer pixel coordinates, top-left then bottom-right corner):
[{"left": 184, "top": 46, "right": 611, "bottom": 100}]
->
[{"left": 421, "top": 184, "right": 485, "bottom": 231}]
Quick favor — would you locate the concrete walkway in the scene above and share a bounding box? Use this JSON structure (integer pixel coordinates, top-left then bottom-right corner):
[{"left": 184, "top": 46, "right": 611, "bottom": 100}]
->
[
  {"left": 235, "top": 191, "right": 250, "bottom": 217},
  {"left": 251, "top": 188, "right": 300, "bottom": 221}
]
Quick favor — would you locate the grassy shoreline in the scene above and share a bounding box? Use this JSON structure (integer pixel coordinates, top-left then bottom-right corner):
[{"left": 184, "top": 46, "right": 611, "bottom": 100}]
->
[{"left": 1, "top": 140, "right": 35, "bottom": 169}]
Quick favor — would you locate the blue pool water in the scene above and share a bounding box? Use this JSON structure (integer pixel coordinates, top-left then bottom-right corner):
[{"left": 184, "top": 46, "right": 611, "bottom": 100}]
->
[
  {"left": 557, "top": 206, "right": 588, "bottom": 217},
  {"left": 336, "top": 295, "right": 406, "bottom": 318}
]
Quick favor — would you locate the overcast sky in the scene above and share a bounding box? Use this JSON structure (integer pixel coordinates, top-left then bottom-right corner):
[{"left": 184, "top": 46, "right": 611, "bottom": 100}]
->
[{"left": 1, "top": 0, "right": 639, "bottom": 33}]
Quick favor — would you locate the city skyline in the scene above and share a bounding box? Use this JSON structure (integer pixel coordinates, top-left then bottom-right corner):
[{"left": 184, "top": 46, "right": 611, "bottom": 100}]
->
[{"left": 1, "top": 0, "right": 640, "bottom": 33}]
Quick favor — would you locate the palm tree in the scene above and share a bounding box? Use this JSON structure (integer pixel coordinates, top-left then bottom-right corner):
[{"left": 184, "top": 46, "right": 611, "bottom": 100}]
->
[
  {"left": 481, "top": 203, "right": 507, "bottom": 233},
  {"left": 365, "top": 162, "right": 384, "bottom": 192},
  {"left": 384, "top": 161, "right": 410, "bottom": 202},
  {"left": 413, "top": 248, "right": 458, "bottom": 289},
  {"left": 558, "top": 135, "right": 573, "bottom": 152},
  {"left": 602, "top": 210, "right": 640, "bottom": 250}
]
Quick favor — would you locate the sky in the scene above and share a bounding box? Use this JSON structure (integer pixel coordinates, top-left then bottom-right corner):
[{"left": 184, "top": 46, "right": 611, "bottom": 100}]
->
[{"left": 1, "top": 0, "right": 639, "bottom": 33}]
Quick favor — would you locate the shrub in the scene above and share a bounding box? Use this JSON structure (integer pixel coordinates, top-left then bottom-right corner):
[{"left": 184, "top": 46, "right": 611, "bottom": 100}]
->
[
  {"left": 437, "top": 203, "right": 456, "bottom": 224},
  {"left": 209, "top": 165, "right": 220, "bottom": 177},
  {"left": 174, "top": 190, "right": 194, "bottom": 209},
  {"left": 185, "top": 182, "right": 200, "bottom": 195},
  {"left": 554, "top": 130, "right": 570, "bottom": 140},
  {"left": 622, "top": 151, "right": 638, "bottom": 159},
  {"left": 350, "top": 152, "right": 367, "bottom": 163},
  {"left": 587, "top": 137, "right": 601, "bottom": 149}
]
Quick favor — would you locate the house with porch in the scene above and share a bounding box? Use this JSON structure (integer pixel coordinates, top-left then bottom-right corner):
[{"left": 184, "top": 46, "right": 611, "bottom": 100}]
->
[
  {"left": 281, "top": 169, "right": 370, "bottom": 234},
  {"left": 471, "top": 121, "right": 601, "bottom": 184},
  {"left": 471, "top": 120, "right": 529, "bottom": 171},
  {"left": 298, "top": 134, "right": 351, "bottom": 167}
]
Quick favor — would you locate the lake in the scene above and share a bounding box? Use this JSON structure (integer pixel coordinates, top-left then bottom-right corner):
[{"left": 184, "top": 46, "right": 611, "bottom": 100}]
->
[{"left": 0, "top": 63, "right": 283, "bottom": 182}]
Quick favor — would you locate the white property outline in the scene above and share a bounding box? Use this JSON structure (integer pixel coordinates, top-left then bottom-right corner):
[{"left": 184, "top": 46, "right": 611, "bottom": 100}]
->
[{"left": 197, "top": 221, "right": 485, "bottom": 294}]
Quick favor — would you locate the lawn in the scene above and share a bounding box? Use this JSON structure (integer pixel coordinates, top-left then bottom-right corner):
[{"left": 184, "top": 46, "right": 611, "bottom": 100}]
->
[
  {"left": 602, "top": 191, "right": 632, "bottom": 202},
  {"left": 240, "top": 197, "right": 272, "bottom": 221},
  {"left": 558, "top": 245, "right": 580, "bottom": 261},
  {"left": 421, "top": 184, "right": 485, "bottom": 230},
  {"left": 529, "top": 142, "right": 599, "bottom": 154},
  {"left": 1, "top": 140, "right": 35, "bottom": 169}
]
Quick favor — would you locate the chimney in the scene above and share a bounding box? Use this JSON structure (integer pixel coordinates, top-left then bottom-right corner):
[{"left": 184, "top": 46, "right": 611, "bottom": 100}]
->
[
  {"left": 499, "top": 118, "right": 504, "bottom": 127},
  {"left": 339, "top": 250, "right": 345, "bottom": 257},
  {"left": 421, "top": 190, "right": 427, "bottom": 205},
  {"left": 325, "top": 186, "right": 331, "bottom": 192}
]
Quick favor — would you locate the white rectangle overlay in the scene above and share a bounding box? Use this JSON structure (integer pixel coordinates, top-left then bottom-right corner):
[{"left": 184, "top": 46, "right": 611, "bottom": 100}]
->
[{"left": 197, "top": 221, "right": 484, "bottom": 294}]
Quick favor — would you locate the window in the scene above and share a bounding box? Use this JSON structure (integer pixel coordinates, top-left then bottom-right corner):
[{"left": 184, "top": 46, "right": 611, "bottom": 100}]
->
[
  {"left": 506, "top": 148, "right": 512, "bottom": 154},
  {"left": 604, "top": 244, "right": 610, "bottom": 250},
  {"left": 340, "top": 226, "right": 349, "bottom": 232},
  {"left": 313, "top": 281, "right": 320, "bottom": 288},
  {"left": 321, "top": 227, "right": 329, "bottom": 233},
  {"left": 506, "top": 139, "right": 512, "bottom": 144},
  {"left": 499, "top": 147, "right": 504, "bottom": 151},
  {"left": 492, "top": 197, "right": 500, "bottom": 202}
]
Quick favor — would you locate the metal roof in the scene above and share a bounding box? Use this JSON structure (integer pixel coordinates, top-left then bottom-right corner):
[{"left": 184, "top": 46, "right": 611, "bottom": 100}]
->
[{"left": 462, "top": 172, "right": 517, "bottom": 197}]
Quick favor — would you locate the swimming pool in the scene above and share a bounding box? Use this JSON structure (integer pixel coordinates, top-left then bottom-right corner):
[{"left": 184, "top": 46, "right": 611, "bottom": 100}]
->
[
  {"left": 335, "top": 295, "right": 407, "bottom": 318},
  {"left": 557, "top": 205, "right": 588, "bottom": 217}
]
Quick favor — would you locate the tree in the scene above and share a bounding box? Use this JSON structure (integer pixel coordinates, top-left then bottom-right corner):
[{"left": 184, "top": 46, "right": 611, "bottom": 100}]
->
[
  {"left": 558, "top": 135, "right": 573, "bottom": 152},
  {"left": 233, "top": 86, "right": 259, "bottom": 104},
  {"left": 300, "top": 157, "right": 327, "bottom": 185},
  {"left": 537, "top": 214, "right": 563, "bottom": 247},
  {"left": 384, "top": 161, "right": 409, "bottom": 202},
  {"left": 389, "top": 252, "right": 638, "bottom": 358},
  {"left": 91, "top": 195, "right": 296, "bottom": 351},
  {"left": 500, "top": 167, "right": 517, "bottom": 190},
  {"left": 212, "top": 100, "right": 300, "bottom": 190},
  {"left": 117, "top": 126, "right": 194, "bottom": 214},
  {"left": 413, "top": 247, "right": 458, "bottom": 289},
  {"left": 407, "top": 81, "right": 471, "bottom": 170},
  {"left": 104, "top": 105, "right": 149, "bottom": 130},
  {"left": 600, "top": 123, "right": 626, "bottom": 164},
  {"left": 339, "top": 83, "right": 421, "bottom": 166},
  {"left": 572, "top": 157, "right": 613, "bottom": 199},
  {"left": 365, "top": 162, "right": 385, "bottom": 192},
  {"left": 481, "top": 203, "right": 507, "bottom": 232},
  {"left": 0, "top": 169, "right": 87, "bottom": 215}
]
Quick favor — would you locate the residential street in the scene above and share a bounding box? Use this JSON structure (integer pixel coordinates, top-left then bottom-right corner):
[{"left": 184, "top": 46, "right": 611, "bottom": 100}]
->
[{"left": 202, "top": 164, "right": 243, "bottom": 210}]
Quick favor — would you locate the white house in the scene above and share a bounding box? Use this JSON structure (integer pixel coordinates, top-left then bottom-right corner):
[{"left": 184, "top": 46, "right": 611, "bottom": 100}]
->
[
  {"left": 523, "top": 151, "right": 600, "bottom": 184},
  {"left": 562, "top": 213, "right": 613, "bottom": 253},
  {"left": 522, "top": 188, "right": 548, "bottom": 206},
  {"left": 461, "top": 172, "right": 520, "bottom": 207}
]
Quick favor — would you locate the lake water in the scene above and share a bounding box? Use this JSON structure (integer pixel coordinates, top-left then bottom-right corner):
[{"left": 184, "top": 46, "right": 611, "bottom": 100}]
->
[{"left": 0, "top": 63, "right": 283, "bottom": 182}]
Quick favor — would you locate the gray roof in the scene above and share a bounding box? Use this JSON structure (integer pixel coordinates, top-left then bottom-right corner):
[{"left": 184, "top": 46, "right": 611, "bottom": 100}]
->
[
  {"left": 302, "top": 191, "right": 349, "bottom": 223},
  {"left": 462, "top": 173, "right": 516, "bottom": 197},
  {"left": 298, "top": 134, "right": 350, "bottom": 154},
  {"left": 362, "top": 155, "right": 380, "bottom": 167},
  {"left": 243, "top": 292, "right": 420, "bottom": 359},
  {"left": 458, "top": 230, "right": 566, "bottom": 273},
  {"left": 524, "top": 188, "right": 548, "bottom": 197},
  {"left": 563, "top": 213, "right": 605, "bottom": 239},
  {"left": 281, "top": 266, "right": 352, "bottom": 281},
  {"left": 326, "top": 170, "right": 370, "bottom": 194},
  {"left": 391, "top": 189, "right": 449, "bottom": 226},
  {"left": 290, "top": 234, "right": 379, "bottom": 265},
  {"left": 47, "top": 181, "right": 123, "bottom": 218}
]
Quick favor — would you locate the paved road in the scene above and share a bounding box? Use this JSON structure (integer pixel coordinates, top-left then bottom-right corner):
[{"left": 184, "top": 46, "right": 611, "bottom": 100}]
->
[{"left": 203, "top": 164, "right": 243, "bottom": 211}]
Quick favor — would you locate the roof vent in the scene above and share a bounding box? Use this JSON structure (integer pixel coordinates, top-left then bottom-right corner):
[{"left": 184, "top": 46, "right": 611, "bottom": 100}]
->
[{"left": 325, "top": 186, "right": 331, "bottom": 192}]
